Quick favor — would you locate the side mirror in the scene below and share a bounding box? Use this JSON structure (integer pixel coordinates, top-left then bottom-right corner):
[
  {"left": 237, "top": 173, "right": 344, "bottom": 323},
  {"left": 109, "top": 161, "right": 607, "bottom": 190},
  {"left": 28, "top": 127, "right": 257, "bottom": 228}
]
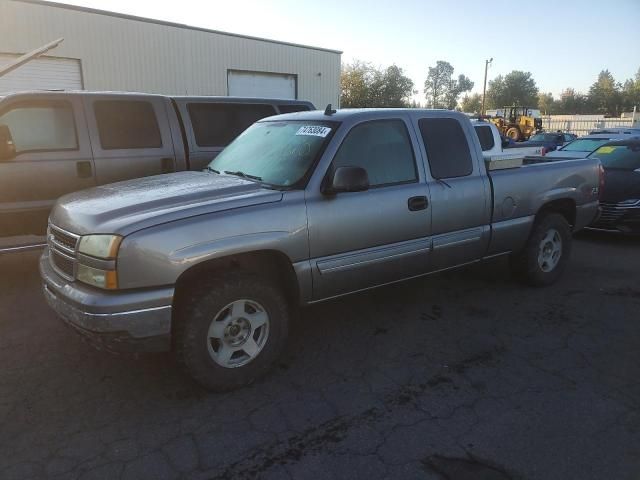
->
[
  {"left": 0, "top": 125, "right": 16, "bottom": 161},
  {"left": 501, "top": 137, "right": 510, "bottom": 148},
  {"left": 323, "top": 166, "right": 369, "bottom": 194}
]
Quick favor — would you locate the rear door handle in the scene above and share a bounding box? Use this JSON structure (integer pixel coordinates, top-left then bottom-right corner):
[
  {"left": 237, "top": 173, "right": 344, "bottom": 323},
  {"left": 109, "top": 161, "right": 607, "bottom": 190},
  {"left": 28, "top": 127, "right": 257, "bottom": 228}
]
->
[
  {"left": 76, "top": 160, "right": 92, "bottom": 178},
  {"left": 408, "top": 196, "right": 428, "bottom": 211}
]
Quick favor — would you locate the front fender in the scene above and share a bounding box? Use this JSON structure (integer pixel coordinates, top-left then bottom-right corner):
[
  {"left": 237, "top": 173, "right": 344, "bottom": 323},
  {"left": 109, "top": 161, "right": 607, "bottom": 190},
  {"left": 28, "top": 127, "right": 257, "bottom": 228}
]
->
[{"left": 116, "top": 194, "right": 309, "bottom": 289}]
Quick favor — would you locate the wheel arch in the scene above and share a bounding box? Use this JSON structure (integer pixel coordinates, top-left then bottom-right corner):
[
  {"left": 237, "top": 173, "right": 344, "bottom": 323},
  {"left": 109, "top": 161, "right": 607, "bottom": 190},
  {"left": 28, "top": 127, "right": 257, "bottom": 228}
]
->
[
  {"left": 171, "top": 250, "right": 300, "bottom": 347},
  {"left": 535, "top": 198, "right": 577, "bottom": 228}
]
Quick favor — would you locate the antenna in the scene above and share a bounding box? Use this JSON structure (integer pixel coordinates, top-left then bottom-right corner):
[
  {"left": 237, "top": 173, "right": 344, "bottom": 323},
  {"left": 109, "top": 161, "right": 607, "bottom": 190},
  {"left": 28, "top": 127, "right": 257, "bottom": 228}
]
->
[{"left": 324, "top": 104, "right": 337, "bottom": 116}]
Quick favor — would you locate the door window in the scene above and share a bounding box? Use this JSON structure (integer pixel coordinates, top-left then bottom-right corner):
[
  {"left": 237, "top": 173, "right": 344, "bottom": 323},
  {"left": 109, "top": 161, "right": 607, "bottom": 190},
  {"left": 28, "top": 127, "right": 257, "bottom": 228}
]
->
[
  {"left": 0, "top": 100, "right": 77, "bottom": 154},
  {"left": 419, "top": 118, "right": 473, "bottom": 179},
  {"left": 187, "top": 103, "right": 277, "bottom": 147},
  {"left": 332, "top": 119, "right": 417, "bottom": 187},
  {"left": 474, "top": 125, "right": 495, "bottom": 151},
  {"left": 94, "top": 100, "right": 162, "bottom": 150}
]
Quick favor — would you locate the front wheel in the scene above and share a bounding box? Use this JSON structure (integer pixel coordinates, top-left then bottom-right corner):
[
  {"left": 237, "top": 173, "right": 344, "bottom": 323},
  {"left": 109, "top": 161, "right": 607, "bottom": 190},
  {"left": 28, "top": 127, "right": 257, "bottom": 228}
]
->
[
  {"left": 506, "top": 127, "right": 521, "bottom": 141},
  {"left": 176, "top": 274, "right": 290, "bottom": 391},
  {"left": 510, "top": 213, "right": 572, "bottom": 287}
]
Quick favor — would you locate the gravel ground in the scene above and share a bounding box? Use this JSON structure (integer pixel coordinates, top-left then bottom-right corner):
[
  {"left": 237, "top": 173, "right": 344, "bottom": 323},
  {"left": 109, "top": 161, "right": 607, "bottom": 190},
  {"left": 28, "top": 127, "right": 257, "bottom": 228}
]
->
[{"left": 1, "top": 231, "right": 639, "bottom": 480}]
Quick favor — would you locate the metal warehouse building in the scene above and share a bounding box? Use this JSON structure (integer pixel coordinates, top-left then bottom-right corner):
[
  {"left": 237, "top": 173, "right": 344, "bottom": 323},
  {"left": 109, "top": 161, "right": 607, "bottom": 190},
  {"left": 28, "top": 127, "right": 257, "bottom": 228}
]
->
[{"left": 0, "top": 0, "right": 342, "bottom": 107}]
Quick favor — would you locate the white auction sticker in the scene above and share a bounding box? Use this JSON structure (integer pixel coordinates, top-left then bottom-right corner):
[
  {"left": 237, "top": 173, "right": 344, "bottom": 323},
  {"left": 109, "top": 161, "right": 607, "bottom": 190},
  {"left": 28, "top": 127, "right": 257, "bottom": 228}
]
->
[{"left": 295, "top": 126, "right": 332, "bottom": 138}]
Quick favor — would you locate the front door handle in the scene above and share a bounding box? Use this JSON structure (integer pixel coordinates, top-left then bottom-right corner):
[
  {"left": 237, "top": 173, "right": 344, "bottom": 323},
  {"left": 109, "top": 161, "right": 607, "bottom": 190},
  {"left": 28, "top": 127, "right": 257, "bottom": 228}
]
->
[
  {"left": 76, "top": 160, "right": 92, "bottom": 178},
  {"left": 408, "top": 196, "right": 428, "bottom": 211}
]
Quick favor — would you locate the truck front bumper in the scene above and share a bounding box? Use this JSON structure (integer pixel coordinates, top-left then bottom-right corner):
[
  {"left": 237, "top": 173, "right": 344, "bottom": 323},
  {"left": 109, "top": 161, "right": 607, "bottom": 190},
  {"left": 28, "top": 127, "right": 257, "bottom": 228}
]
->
[{"left": 40, "top": 249, "right": 174, "bottom": 353}]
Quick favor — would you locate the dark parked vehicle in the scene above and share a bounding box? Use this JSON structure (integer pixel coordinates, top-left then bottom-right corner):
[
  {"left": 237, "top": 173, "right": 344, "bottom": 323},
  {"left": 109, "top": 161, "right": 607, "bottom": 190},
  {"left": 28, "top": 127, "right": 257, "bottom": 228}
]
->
[
  {"left": 588, "top": 139, "right": 640, "bottom": 234},
  {"left": 518, "top": 132, "right": 575, "bottom": 155},
  {"left": 0, "top": 91, "right": 314, "bottom": 249},
  {"left": 545, "top": 133, "right": 639, "bottom": 159}
]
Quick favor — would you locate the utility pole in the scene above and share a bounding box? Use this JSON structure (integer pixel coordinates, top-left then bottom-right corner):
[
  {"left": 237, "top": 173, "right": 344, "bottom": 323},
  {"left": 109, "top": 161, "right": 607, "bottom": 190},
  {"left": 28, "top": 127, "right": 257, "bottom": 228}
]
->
[{"left": 481, "top": 57, "right": 493, "bottom": 116}]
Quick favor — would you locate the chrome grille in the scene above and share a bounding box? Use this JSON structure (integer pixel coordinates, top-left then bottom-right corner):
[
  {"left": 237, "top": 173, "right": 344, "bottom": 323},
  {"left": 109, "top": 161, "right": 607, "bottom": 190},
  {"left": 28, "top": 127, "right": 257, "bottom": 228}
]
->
[
  {"left": 48, "top": 223, "right": 80, "bottom": 281},
  {"left": 592, "top": 201, "right": 640, "bottom": 230}
]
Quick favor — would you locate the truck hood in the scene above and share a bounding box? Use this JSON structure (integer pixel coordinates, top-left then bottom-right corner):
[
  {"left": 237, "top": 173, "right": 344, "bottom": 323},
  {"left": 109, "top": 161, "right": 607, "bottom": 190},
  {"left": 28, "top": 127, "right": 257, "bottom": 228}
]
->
[{"left": 50, "top": 171, "right": 283, "bottom": 236}]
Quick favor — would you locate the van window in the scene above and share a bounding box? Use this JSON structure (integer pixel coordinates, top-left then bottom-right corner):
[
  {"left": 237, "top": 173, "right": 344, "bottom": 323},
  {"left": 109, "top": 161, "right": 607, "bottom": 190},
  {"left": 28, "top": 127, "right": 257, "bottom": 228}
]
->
[
  {"left": 0, "top": 100, "right": 77, "bottom": 153},
  {"left": 94, "top": 100, "right": 162, "bottom": 150},
  {"left": 187, "top": 103, "right": 277, "bottom": 147},
  {"left": 474, "top": 125, "right": 495, "bottom": 151},
  {"left": 332, "top": 119, "right": 417, "bottom": 187},
  {"left": 419, "top": 118, "right": 473, "bottom": 179},
  {"left": 277, "top": 104, "right": 311, "bottom": 114}
]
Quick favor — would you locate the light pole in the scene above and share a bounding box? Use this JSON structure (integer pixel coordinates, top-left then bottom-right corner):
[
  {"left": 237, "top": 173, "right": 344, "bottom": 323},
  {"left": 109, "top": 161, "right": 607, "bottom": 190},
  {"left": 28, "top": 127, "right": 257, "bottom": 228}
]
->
[{"left": 481, "top": 57, "right": 493, "bottom": 116}]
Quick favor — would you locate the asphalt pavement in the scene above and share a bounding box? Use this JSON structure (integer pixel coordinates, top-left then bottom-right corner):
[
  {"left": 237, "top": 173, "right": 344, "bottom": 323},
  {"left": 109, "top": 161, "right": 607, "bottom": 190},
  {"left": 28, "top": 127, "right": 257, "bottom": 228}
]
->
[{"left": 1, "top": 231, "right": 639, "bottom": 480}]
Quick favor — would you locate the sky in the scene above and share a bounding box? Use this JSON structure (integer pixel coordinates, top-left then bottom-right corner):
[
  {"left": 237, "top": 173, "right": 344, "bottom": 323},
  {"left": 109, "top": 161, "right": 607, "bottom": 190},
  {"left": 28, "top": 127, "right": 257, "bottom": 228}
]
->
[{"left": 60, "top": 0, "right": 640, "bottom": 101}]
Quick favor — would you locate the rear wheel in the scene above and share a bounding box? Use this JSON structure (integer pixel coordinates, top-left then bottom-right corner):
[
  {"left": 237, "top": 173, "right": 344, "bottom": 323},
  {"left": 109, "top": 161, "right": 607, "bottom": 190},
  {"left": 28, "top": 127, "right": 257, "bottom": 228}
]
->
[
  {"left": 510, "top": 213, "right": 572, "bottom": 287},
  {"left": 506, "top": 127, "right": 521, "bottom": 141},
  {"left": 176, "top": 273, "right": 289, "bottom": 391}
]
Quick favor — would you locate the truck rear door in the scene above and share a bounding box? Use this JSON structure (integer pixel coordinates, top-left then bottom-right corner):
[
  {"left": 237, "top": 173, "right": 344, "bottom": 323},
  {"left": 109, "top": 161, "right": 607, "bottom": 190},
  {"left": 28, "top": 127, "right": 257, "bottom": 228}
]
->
[
  {"left": 82, "top": 94, "right": 176, "bottom": 185},
  {"left": 0, "top": 94, "right": 94, "bottom": 241},
  {"left": 415, "top": 114, "right": 492, "bottom": 270}
]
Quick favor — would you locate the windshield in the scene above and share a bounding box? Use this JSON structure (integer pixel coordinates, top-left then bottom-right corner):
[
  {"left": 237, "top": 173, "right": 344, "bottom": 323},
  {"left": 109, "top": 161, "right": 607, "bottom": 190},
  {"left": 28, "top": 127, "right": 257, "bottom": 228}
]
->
[
  {"left": 589, "top": 144, "right": 640, "bottom": 170},
  {"left": 209, "top": 120, "right": 337, "bottom": 188},
  {"left": 529, "top": 133, "right": 550, "bottom": 142},
  {"left": 561, "top": 138, "right": 611, "bottom": 152}
]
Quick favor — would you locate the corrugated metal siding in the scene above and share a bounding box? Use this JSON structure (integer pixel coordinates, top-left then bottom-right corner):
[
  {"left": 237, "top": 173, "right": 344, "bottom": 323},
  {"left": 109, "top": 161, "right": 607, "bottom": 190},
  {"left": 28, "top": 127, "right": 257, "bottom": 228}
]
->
[
  {"left": 0, "top": 0, "right": 341, "bottom": 107},
  {"left": 0, "top": 53, "right": 82, "bottom": 92}
]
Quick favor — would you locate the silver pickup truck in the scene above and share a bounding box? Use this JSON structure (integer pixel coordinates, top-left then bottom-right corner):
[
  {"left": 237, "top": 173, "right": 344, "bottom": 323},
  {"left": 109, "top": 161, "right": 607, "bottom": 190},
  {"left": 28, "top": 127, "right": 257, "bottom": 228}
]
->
[{"left": 40, "top": 108, "right": 602, "bottom": 391}]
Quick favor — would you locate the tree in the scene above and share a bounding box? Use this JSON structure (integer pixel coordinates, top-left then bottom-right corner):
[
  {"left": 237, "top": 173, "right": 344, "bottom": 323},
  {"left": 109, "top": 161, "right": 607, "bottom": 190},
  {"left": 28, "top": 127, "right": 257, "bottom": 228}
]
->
[
  {"left": 373, "top": 65, "right": 416, "bottom": 108},
  {"left": 341, "top": 60, "right": 414, "bottom": 108},
  {"left": 538, "top": 92, "right": 556, "bottom": 115},
  {"left": 486, "top": 71, "right": 539, "bottom": 108},
  {"left": 589, "top": 70, "right": 622, "bottom": 116},
  {"left": 460, "top": 93, "right": 482, "bottom": 114},
  {"left": 340, "top": 60, "right": 372, "bottom": 108},
  {"left": 445, "top": 74, "right": 474, "bottom": 110},
  {"left": 621, "top": 67, "right": 640, "bottom": 112},
  {"left": 423, "top": 60, "right": 473, "bottom": 109},
  {"left": 555, "top": 88, "right": 591, "bottom": 115}
]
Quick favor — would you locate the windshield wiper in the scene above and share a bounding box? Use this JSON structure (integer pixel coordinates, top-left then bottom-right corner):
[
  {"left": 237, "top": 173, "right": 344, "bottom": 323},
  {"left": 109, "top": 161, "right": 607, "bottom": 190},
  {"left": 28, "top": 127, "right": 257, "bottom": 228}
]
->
[
  {"left": 224, "top": 170, "right": 263, "bottom": 181},
  {"left": 206, "top": 166, "right": 220, "bottom": 174}
]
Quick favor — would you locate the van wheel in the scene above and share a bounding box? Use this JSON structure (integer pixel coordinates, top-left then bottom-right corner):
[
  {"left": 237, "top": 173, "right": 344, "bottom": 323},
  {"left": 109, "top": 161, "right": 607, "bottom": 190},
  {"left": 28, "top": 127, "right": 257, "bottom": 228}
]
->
[
  {"left": 510, "top": 213, "right": 572, "bottom": 287},
  {"left": 176, "top": 274, "right": 289, "bottom": 391}
]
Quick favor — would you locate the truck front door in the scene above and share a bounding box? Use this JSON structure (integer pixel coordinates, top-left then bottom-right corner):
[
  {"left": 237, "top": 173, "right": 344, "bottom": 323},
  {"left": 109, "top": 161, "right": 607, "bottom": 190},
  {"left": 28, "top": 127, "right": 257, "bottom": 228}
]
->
[
  {"left": 305, "top": 116, "right": 432, "bottom": 300},
  {"left": 0, "top": 95, "right": 94, "bottom": 244}
]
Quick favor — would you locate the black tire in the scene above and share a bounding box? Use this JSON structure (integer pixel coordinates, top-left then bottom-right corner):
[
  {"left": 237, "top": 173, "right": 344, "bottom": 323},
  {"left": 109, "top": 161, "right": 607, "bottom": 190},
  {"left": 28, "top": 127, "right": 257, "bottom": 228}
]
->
[
  {"left": 506, "top": 127, "right": 521, "bottom": 141},
  {"left": 175, "top": 273, "right": 289, "bottom": 391},
  {"left": 510, "top": 213, "right": 572, "bottom": 287}
]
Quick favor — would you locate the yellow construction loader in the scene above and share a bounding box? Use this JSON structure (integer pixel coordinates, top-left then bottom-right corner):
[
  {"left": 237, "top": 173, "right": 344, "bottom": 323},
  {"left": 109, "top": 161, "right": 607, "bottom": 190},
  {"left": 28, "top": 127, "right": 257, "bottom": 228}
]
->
[{"left": 489, "top": 106, "right": 543, "bottom": 141}]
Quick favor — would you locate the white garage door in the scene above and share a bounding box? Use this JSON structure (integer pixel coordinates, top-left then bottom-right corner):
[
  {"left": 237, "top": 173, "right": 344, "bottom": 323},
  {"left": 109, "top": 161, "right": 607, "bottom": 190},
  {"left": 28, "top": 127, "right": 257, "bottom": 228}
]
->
[
  {"left": 0, "top": 54, "right": 83, "bottom": 94},
  {"left": 228, "top": 70, "right": 296, "bottom": 99}
]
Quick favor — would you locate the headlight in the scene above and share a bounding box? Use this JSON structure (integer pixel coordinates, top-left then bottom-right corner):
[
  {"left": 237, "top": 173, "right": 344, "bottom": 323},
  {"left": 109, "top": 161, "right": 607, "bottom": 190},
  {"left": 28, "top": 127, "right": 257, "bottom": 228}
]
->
[
  {"left": 78, "top": 234, "right": 122, "bottom": 259},
  {"left": 77, "top": 264, "right": 118, "bottom": 290}
]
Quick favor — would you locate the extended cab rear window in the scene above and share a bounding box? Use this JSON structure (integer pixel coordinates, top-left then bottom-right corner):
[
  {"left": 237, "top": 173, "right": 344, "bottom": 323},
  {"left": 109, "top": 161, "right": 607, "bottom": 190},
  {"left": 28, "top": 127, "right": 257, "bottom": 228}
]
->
[
  {"left": 94, "top": 100, "right": 162, "bottom": 150},
  {"left": 419, "top": 118, "right": 473, "bottom": 179},
  {"left": 188, "top": 103, "right": 277, "bottom": 147},
  {"left": 474, "top": 125, "right": 495, "bottom": 151}
]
